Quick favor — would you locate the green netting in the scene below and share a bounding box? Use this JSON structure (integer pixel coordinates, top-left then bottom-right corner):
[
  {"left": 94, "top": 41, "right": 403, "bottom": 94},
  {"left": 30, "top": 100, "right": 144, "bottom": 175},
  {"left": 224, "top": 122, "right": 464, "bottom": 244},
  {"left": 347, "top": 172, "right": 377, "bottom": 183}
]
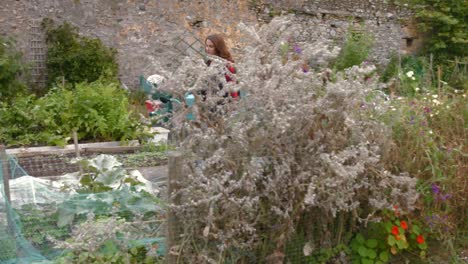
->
[
  {"left": 1, "top": 157, "right": 48, "bottom": 264},
  {"left": 0, "top": 154, "right": 166, "bottom": 264}
]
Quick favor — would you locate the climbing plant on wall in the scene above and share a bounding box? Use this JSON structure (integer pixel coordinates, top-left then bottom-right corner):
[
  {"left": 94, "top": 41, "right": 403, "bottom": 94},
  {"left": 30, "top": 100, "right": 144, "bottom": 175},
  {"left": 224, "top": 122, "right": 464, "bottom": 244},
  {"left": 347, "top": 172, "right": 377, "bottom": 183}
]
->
[
  {"left": 41, "top": 18, "right": 119, "bottom": 88},
  {"left": 406, "top": 0, "right": 467, "bottom": 61},
  {"left": 0, "top": 36, "right": 27, "bottom": 103}
]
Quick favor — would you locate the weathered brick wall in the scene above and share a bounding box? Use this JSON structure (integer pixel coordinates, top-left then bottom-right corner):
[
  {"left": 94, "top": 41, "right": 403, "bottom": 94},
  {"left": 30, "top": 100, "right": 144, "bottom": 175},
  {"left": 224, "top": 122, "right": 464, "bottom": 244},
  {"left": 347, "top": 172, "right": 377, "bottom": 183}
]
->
[{"left": 0, "top": 0, "right": 419, "bottom": 88}]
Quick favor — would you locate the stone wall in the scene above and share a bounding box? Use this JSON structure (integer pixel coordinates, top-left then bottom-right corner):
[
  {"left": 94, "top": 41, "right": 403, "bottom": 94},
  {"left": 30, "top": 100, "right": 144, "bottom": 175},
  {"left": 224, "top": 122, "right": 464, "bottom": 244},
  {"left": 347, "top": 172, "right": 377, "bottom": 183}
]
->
[{"left": 0, "top": 0, "right": 420, "bottom": 88}]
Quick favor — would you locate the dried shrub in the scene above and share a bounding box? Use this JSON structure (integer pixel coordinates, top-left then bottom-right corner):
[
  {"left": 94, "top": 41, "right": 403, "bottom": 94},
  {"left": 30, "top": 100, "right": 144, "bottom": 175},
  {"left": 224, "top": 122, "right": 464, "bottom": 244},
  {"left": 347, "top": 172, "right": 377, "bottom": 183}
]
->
[{"left": 161, "top": 16, "right": 418, "bottom": 263}]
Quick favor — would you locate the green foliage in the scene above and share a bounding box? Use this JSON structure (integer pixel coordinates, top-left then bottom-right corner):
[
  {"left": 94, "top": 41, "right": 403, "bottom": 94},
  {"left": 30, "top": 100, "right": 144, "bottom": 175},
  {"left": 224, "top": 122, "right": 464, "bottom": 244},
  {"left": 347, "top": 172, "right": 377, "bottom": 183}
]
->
[
  {"left": 42, "top": 19, "right": 118, "bottom": 88},
  {"left": 405, "top": 0, "right": 467, "bottom": 60},
  {"left": 333, "top": 27, "right": 374, "bottom": 71},
  {"left": 350, "top": 208, "right": 428, "bottom": 264},
  {"left": 0, "top": 80, "right": 146, "bottom": 146},
  {"left": 0, "top": 235, "right": 17, "bottom": 261},
  {"left": 75, "top": 154, "right": 143, "bottom": 194},
  {"left": 56, "top": 242, "right": 161, "bottom": 264},
  {"left": 0, "top": 36, "right": 28, "bottom": 103},
  {"left": 53, "top": 217, "right": 164, "bottom": 264},
  {"left": 400, "top": 0, "right": 467, "bottom": 89},
  {"left": 17, "top": 204, "right": 69, "bottom": 257},
  {"left": 57, "top": 155, "right": 163, "bottom": 227}
]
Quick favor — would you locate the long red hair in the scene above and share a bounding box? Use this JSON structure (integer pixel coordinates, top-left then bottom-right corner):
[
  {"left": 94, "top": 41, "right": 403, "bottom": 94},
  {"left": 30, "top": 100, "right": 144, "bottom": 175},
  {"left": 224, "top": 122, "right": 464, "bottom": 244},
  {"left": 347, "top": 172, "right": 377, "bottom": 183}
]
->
[{"left": 206, "top": 34, "right": 234, "bottom": 62}]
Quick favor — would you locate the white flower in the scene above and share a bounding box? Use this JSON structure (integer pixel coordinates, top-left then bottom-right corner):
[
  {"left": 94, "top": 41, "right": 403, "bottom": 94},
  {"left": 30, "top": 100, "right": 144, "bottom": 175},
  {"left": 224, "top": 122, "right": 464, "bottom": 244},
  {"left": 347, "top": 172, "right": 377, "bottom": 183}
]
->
[
  {"left": 432, "top": 94, "right": 438, "bottom": 98},
  {"left": 415, "top": 87, "right": 420, "bottom": 92},
  {"left": 429, "top": 130, "right": 433, "bottom": 134},
  {"left": 411, "top": 77, "right": 416, "bottom": 80},
  {"left": 406, "top": 71, "right": 414, "bottom": 78}
]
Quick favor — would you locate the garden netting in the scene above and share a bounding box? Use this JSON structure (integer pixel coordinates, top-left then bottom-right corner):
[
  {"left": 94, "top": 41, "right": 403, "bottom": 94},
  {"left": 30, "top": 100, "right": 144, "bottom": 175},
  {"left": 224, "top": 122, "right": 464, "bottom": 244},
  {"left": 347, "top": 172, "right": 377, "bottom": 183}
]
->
[{"left": 0, "top": 154, "right": 166, "bottom": 264}]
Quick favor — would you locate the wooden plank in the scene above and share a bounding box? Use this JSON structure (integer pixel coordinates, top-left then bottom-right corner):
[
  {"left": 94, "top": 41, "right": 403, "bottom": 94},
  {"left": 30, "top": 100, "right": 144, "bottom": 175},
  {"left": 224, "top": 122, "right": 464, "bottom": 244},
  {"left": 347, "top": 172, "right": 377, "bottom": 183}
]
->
[{"left": 5, "top": 140, "right": 140, "bottom": 157}]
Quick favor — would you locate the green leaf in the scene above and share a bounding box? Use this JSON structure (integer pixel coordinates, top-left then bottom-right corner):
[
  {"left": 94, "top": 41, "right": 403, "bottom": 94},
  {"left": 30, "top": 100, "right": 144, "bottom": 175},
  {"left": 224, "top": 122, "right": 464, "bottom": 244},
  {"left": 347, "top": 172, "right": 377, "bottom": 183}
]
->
[
  {"left": 384, "top": 222, "right": 392, "bottom": 233},
  {"left": 100, "top": 240, "right": 119, "bottom": 256},
  {"left": 358, "top": 246, "right": 368, "bottom": 257},
  {"left": 412, "top": 225, "right": 421, "bottom": 235},
  {"left": 396, "top": 239, "right": 408, "bottom": 250},
  {"left": 379, "top": 251, "right": 389, "bottom": 262},
  {"left": 367, "top": 249, "right": 377, "bottom": 259},
  {"left": 387, "top": 235, "right": 396, "bottom": 246},
  {"left": 362, "top": 258, "right": 373, "bottom": 264},
  {"left": 366, "top": 239, "right": 378, "bottom": 249},
  {"left": 356, "top": 233, "right": 365, "bottom": 244},
  {"left": 418, "top": 243, "right": 428, "bottom": 250},
  {"left": 351, "top": 239, "right": 360, "bottom": 251}
]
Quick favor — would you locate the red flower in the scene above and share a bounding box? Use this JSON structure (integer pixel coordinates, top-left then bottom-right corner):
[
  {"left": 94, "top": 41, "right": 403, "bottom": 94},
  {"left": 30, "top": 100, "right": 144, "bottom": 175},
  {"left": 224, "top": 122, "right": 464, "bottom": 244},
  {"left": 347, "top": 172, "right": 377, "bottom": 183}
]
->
[
  {"left": 416, "top": 235, "right": 425, "bottom": 244},
  {"left": 400, "top": 221, "right": 408, "bottom": 230},
  {"left": 391, "top": 226, "right": 399, "bottom": 236}
]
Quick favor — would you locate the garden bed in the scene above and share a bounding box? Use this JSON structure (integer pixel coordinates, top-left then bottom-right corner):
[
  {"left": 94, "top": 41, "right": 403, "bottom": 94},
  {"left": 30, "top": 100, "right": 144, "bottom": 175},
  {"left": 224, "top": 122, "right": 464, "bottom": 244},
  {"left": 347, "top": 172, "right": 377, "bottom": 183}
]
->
[{"left": 5, "top": 141, "right": 168, "bottom": 177}]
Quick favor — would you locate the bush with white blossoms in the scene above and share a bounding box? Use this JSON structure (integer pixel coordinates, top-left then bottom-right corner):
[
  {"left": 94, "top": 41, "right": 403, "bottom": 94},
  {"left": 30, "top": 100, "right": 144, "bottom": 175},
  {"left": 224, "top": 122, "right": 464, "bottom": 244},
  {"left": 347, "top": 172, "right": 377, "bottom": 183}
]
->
[{"left": 160, "top": 15, "right": 418, "bottom": 262}]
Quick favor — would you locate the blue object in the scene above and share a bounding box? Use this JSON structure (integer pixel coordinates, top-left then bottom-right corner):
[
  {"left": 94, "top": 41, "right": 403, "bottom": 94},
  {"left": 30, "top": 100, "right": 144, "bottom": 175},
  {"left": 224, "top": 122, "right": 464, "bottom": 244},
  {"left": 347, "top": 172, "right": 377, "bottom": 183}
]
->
[{"left": 185, "top": 93, "right": 195, "bottom": 120}]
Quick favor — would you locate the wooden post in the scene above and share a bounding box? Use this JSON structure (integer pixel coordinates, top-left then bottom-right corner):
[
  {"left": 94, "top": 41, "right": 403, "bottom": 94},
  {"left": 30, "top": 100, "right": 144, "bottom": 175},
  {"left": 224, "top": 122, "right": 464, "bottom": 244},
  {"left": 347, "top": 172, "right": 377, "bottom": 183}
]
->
[
  {"left": 72, "top": 130, "right": 83, "bottom": 174},
  {"left": 167, "top": 151, "right": 183, "bottom": 264},
  {"left": 0, "top": 145, "right": 11, "bottom": 204},
  {"left": 73, "top": 130, "right": 81, "bottom": 159},
  {"left": 0, "top": 144, "right": 14, "bottom": 236}
]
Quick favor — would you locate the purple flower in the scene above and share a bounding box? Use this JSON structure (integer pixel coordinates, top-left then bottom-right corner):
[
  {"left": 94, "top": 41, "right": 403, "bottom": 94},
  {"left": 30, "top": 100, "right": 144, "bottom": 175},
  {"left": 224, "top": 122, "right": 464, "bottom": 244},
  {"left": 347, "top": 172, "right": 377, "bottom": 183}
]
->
[
  {"left": 423, "top": 106, "right": 431, "bottom": 114},
  {"left": 293, "top": 44, "right": 302, "bottom": 54},
  {"left": 431, "top": 183, "right": 440, "bottom": 195},
  {"left": 409, "top": 116, "right": 415, "bottom": 125},
  {"left": 440, "top": 194, "right": 452, "bottom": 201}
]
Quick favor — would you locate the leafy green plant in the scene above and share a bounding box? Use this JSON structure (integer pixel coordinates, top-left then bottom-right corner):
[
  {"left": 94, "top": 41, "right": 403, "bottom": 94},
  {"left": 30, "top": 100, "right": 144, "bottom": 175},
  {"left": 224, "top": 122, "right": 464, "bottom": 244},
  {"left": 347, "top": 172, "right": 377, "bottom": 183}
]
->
[
  {"left": 75, "top": 154, "right": 143, "bottom": 193},
  {"left": 0, "top": 80, "right": 146, "bottom": 146},
  {"left": 350, "top": 206, "right": 428, "bottom": 264},
  {"left": 53, "top": 216, "right": 164, "bottom": 264},
  {"left": 17, "top": 204, "right": 69, "bottom": 257},
  {"left": 0, "top": 35, "right": 28, "bottom": 103},
  {"left": 350, "top": 233, "right": 388, "bottom": 264},
  {"left": 0, "top": 235, "right": 17, "bottom": 261},
  {"left": 57, "top": 155, "right": 163, "bottom": 227},
  {"left": 41, "top": 18, "right": 118, "bottom": 88},
  {"left": 404, "top": 0, "right": 467, "bottom": 61},
  {"left": 333, "top": 27, "right": 374, "bottom": 71}
]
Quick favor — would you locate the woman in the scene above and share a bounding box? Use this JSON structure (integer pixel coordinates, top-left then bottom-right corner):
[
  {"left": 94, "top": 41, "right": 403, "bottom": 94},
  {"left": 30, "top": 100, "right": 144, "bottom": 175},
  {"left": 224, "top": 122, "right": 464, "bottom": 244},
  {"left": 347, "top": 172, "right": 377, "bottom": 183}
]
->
[{"left": 204, "top": 34, "right": 239, "bottom": 99}]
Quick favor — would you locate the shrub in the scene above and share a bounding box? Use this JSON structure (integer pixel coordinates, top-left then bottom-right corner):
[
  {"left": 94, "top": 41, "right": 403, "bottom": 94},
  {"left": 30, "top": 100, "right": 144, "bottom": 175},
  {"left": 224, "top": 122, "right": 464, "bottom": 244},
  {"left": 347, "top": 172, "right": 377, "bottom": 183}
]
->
[
  {"left": 0, "top": 80, "right": 145, "bottom": 146},
  {"left": 0, "top": 36, "right": 28, "bottom": 102},
  {"left": 42, "top": 19, "right": 118, "bottom": 88},
  {"left": 159, "top": 16, "right": 418, "bottom": 262},
  {"left": 333, "top": 26, "right": 374, "bottom": 71}
]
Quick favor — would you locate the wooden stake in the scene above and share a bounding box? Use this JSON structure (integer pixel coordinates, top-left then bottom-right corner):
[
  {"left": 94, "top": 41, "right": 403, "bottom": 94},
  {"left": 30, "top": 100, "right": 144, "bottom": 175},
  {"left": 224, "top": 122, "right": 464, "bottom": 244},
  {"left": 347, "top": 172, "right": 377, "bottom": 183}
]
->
[
  {"left": 167, "top": 151, "right": 183, "bottom": 264},
  {"left": 0, "top": 145, "right": 11, "bottom": 204},
  {"left": 0, "top": 144, "right": 14, "bottom": 236}
]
